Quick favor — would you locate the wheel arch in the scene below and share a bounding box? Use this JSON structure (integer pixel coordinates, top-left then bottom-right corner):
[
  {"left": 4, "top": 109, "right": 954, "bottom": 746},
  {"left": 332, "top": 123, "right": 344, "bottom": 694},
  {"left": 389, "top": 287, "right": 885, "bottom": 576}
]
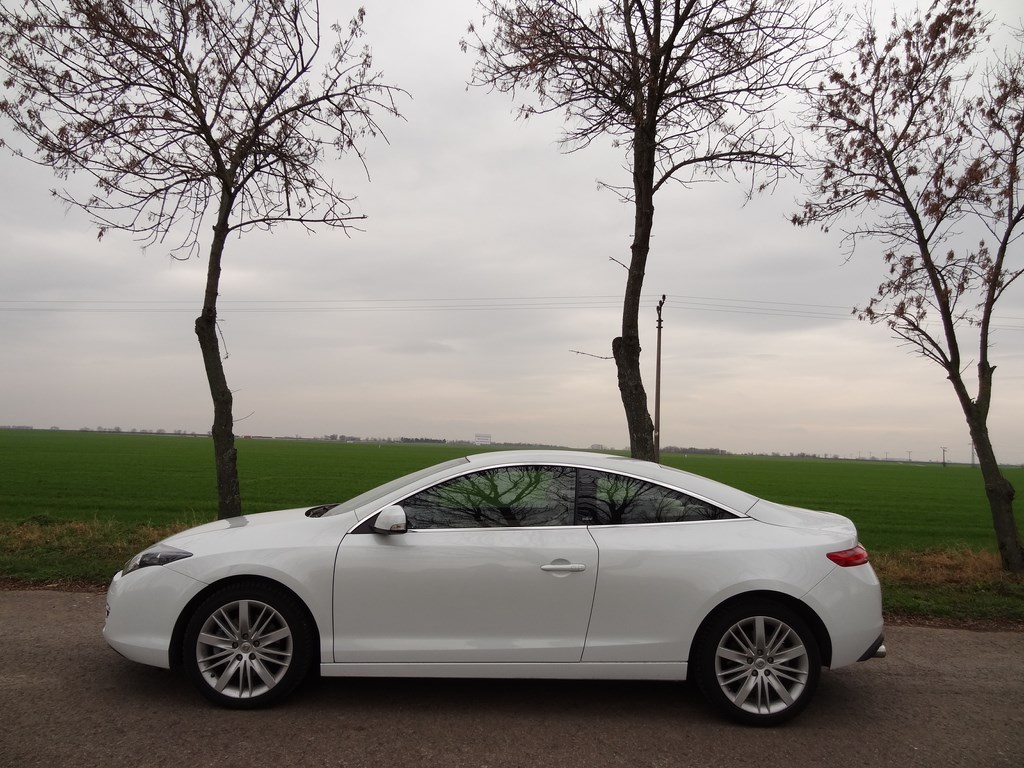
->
[
  {"left": 689, "top": 590, "right": 833, "bottom": 668},
  {"left": 168, "top": 575, "right": 322, "bottom": 670}
]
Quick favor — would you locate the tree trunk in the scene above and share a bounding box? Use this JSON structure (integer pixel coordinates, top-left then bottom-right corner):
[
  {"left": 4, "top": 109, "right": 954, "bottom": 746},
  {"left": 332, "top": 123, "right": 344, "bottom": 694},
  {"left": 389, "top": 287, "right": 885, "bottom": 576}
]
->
[
  {"left": 613, "top": 333, "right": 655, "bottom": 459},
  {"left": 614, "top": 132, "right": 657, "bottom": 462},
  {"left": 195, "top": 196, "right": 242, "bottom": 520},
  {"left": 965, "top": 418, "right": 1023, "bottom": 573},
  {"left": 949, "top": 369, "right": 1024, "bottom": 572}
]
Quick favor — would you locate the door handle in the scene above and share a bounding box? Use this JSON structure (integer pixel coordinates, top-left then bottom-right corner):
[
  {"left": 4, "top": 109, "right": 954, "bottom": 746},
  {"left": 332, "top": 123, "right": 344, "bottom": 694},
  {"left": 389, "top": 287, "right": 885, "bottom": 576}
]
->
[{"left": 541, "top": 563, "right": 586, "bottom": 572}]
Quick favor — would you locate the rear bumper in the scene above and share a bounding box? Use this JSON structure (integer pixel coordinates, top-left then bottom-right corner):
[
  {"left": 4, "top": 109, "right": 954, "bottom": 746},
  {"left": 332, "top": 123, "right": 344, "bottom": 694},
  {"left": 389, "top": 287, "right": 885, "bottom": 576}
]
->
[
  {"left": 802, "top": 561, "right": 884, "bottom": 668},
  {"left": 858, "top": 633, "right": 887, "bottom": 661}
]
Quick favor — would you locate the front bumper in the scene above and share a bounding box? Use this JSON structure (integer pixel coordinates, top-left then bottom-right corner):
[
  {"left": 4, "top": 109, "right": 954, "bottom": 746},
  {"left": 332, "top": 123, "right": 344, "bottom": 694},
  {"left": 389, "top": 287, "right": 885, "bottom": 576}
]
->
[{"left": 103, "top": 565, "right": 206, "bottom": 669}]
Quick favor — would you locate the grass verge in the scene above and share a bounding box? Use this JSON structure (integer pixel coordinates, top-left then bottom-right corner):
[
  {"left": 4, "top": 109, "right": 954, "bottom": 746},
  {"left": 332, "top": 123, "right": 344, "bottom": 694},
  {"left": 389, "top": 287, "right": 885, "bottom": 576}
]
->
[
  {"left": 0, "top": 516, "right": 194, "bottom": 588},
  {"left": 872, "top": 549, "right": 1024, "bottom": 629},
  {"left": 2, "top": 517, "right": 1020, "bottom": 630}
]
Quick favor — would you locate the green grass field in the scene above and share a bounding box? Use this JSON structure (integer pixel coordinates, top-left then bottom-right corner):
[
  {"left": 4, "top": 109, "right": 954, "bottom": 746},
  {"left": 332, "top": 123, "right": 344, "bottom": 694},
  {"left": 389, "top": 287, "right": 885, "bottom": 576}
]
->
[
  {"left": 0, "top": 430, "right": 475, "bottom": 522},
  {"left": 661, "top": 453, "right": 1021, "bottom": 552},
  {"left": 1, "top": 429, "right": 1022, "bottom": 624},
  {"left": 2, "top": 428, "right": 1016, "bottom": 551}
]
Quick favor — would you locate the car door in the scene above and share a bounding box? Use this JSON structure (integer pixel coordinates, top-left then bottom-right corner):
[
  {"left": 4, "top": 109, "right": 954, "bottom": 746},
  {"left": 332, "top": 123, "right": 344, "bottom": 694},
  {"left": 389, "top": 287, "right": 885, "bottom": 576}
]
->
[
  {"left": 576, "top": 469, "right": 749, "bottom": 663},
  {"left": 332, "top": 464, "right": 599, "bottom": 664}
]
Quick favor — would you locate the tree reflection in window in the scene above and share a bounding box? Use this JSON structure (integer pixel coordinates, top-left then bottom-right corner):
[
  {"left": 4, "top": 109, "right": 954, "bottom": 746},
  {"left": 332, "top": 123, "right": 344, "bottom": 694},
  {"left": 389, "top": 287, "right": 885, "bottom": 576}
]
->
[
  {"left": 577, "top": 470, "right": 735, "bottom": 525},
  {"left": 401, "top": 466, "right": 576, "bottom": 529}
]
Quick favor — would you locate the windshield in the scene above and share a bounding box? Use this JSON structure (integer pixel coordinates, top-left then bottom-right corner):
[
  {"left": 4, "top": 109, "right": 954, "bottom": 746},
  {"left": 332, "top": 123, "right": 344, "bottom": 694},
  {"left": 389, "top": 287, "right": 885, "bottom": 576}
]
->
[{"left": 325, "top": 457, "right": 470, "bottom": 517}]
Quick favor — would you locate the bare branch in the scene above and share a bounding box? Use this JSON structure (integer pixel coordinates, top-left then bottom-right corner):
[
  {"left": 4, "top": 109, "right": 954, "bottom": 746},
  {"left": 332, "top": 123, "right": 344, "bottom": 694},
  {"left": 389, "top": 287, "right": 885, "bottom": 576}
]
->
[
  {"left": 0, "top": 0, "right": 407, "bottom": 257},
  {"left": 0, "top": 0, "right": 405, "bottom": 520},
  {"left": 464, "top": 0, "right": 835, "bottom": 461},
  {"left": 794, "top": 0, "right": 1024, "bottom": 570}
]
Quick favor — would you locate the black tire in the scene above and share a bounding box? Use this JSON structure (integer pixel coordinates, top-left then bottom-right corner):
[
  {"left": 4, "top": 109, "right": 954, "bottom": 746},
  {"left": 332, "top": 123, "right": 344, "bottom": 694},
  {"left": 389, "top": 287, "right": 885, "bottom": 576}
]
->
[
  {"left": 693, "top": 600, "right": 821, "bottom": 726},
  {"left": 183, "top": 581, "right": 313, "bottom": 709}
]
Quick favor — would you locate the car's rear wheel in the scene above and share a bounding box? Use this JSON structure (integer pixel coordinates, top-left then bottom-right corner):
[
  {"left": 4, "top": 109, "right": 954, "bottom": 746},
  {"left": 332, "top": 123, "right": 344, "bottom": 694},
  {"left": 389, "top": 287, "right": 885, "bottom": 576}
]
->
[
  {"left": 694, "top": 600, "right": 821, "bottom": 726},
  {"left": 183, "top": 581, "right": 312, "bottom": 708}
]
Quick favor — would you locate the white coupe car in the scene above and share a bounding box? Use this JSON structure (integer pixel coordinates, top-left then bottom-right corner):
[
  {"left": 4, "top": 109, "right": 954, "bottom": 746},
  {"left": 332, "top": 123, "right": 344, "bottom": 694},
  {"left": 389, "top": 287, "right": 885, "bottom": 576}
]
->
[{"left": 104, "top": 450, "right": 885, "bottom": 725}]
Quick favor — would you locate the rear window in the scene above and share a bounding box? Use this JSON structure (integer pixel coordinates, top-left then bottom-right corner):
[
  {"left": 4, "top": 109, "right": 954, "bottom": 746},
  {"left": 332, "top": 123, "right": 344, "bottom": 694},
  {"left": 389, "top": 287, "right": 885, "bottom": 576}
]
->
[{"left": 577, "top": 469, "right": 737, "bottom": 525}]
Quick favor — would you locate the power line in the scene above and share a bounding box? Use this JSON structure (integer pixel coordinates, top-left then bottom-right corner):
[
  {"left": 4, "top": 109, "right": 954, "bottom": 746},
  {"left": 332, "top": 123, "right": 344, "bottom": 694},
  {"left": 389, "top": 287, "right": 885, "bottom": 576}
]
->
[
  {"left": 0, "top": 294, "right": 855, "bottom": 315},
  {"left": 1, "top": 294, "right": 1022, "bottom": 330}
]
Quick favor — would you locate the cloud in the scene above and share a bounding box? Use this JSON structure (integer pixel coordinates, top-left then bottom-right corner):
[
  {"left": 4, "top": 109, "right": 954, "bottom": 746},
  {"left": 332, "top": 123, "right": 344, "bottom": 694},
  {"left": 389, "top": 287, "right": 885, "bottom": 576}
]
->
[{"left": 1, "top": 0, "right": 1022, "bottom": 466}]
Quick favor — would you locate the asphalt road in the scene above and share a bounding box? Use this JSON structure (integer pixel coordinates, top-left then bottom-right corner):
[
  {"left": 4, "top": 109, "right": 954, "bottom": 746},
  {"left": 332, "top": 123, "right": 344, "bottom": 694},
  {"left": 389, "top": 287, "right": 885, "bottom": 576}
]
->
[{"left": 1, "top": 590, "right": 1022, "bottom": 768}]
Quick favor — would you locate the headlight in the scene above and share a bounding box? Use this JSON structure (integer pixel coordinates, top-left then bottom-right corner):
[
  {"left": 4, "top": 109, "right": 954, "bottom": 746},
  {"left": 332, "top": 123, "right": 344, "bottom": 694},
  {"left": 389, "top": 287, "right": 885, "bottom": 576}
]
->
[{"left": 122, "top": 543, "right": 193, "bottom": 576}]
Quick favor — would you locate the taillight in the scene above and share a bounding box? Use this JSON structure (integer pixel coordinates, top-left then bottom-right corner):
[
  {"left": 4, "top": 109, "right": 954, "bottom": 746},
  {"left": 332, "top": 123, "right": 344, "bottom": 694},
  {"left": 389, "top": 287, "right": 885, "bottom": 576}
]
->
[{"left": 827, "top": 544, "right": 869, "bottom": 567}]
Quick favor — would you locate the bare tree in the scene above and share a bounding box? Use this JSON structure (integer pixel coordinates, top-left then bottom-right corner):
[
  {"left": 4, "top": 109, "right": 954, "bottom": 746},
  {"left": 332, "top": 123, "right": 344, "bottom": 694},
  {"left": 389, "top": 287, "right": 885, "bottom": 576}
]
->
[
  {"left": 0, "top": 0, "right": 403, "bottom": 518},
  {"left": 463, "top": 0, "right": 832, "bottom": 460},
  {"left": 793, "top": 0, "right": 1024, "bottom": 571}
]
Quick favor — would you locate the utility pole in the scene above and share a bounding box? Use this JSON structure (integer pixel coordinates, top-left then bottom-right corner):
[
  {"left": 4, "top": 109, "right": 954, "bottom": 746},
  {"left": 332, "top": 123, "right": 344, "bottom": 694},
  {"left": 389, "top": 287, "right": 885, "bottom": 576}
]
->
[{"left": 654, "top": 295, "right": 666, "bottom": 461}]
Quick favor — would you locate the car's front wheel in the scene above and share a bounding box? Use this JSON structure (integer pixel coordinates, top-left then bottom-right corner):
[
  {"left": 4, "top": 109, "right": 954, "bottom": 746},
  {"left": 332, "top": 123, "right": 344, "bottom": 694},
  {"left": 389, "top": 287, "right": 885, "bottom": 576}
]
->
[
  {"left": 183, "top": 581, "right": 312, "bottom": 708},
  {"left": 694, "top": 600, "right": 821, "bottom": 726}
]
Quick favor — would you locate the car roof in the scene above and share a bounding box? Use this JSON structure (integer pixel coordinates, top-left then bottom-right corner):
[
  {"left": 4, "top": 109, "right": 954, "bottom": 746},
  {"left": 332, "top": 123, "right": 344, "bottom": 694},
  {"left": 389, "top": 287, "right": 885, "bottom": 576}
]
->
[{"left": 462, "top": 450, "right": 759, "bottom": 514}]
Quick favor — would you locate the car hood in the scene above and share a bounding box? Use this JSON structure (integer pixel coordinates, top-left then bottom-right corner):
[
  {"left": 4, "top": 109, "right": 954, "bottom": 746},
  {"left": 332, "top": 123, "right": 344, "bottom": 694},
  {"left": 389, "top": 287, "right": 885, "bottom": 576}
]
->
[
  {"left": 744, "top": 499, "right": 857, "bottom": 537},
  {"left": 161, "top": 506, "right": 329, "bottom": 547}
]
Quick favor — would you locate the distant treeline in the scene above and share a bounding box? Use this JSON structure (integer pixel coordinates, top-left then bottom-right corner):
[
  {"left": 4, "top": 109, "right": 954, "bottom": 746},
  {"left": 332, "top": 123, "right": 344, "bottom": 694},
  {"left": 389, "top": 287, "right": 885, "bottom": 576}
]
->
[{"left": 662, "top": 446, "right": 730, "bottom": 456}]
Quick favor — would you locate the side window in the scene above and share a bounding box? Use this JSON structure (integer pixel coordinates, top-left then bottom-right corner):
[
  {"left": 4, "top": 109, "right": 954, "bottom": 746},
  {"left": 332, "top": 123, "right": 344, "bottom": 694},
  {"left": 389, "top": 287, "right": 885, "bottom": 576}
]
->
[
  {"left": 577, "top": 470, "right": 735, "bottom": 525},
  {"left": 401, "top": 465, "right": 576, "bottom": 529}
]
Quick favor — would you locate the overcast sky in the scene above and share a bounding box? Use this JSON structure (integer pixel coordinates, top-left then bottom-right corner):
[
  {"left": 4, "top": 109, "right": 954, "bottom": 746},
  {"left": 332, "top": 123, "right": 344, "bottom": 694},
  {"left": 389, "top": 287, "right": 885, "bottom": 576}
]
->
[{"left": 2, "top": 0, "right": 1023, "bottom": 464}]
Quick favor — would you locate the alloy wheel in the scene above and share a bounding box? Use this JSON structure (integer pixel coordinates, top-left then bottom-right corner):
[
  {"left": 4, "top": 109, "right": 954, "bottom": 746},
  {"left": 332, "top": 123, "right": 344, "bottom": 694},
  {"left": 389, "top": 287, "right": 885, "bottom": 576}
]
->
[
  {"left": 194, "top": 598, "right": 294, "bottom": 700},
  {"left": 713, "top": 614, "right": 810, "bottom": 716}
]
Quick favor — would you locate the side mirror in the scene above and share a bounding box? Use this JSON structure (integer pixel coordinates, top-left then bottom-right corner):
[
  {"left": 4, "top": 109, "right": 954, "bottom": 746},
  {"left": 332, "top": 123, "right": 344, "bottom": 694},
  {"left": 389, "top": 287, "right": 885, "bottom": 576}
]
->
[{"left": 373, "top": 505, "right": 408, "bottom": 535}]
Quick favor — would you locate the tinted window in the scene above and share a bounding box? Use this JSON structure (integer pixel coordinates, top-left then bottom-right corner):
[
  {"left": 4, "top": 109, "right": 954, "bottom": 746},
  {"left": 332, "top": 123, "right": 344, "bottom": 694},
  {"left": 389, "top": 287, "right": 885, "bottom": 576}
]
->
[
  {"left": 402, "top": 465, "right": 576, "bottom": 529},
  {"left": 577, "top": 469, "right": 735, "bottom": 525}
]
